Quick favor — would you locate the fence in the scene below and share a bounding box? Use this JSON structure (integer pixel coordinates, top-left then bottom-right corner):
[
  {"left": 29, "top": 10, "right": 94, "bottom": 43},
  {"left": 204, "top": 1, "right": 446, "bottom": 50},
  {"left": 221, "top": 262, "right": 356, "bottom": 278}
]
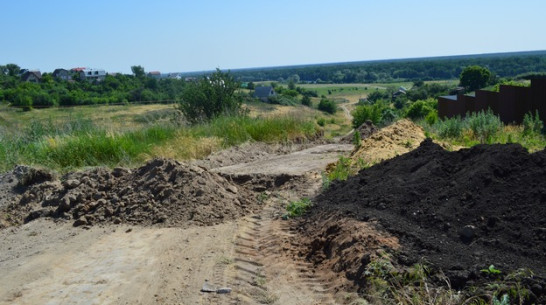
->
[{"left": 438, "top": 78, "right": 546, "bottom": 124}]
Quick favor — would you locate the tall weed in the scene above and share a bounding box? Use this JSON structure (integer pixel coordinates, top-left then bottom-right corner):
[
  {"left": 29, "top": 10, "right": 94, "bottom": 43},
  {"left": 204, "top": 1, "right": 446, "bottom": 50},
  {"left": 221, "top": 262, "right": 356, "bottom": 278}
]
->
[
  {"left": 466, "top": 109, "right": 503, "bottom": 144},
  {"left": 522, "top": 110, "right": 544, "bottom": 136},
  {"left": 0, "top": 113, "right": 317, "bottom": 172},
  {"left": 436, "top": 116, "right": 464, "bottom": 139}
]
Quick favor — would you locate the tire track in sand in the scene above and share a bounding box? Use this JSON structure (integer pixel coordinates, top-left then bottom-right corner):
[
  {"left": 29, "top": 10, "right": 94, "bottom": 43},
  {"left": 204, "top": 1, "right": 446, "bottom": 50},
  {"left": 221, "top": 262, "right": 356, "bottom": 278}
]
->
[{"left": 226, "top": 199, "right": 338, "bottom": 305}]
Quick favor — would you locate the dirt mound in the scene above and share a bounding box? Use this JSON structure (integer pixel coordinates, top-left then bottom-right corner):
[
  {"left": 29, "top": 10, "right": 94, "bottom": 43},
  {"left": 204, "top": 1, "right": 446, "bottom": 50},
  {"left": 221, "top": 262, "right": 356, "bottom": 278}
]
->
[
  {"left": 339, "top": 120, "right": 378, "bottom": 144},
  {"left": 3, "top": 159, "right": 257, "bottom": 228},
  {"left": 301, "top": 139, "right": 546, "bottom": 300},
  {"left": 350, "top": 119, "right": 426, "bottom": 165}
]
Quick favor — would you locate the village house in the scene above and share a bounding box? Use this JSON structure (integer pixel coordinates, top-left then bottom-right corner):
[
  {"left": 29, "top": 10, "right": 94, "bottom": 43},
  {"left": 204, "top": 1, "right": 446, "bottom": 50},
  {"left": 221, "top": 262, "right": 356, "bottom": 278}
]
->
[
  {"left": 20, "top": 70, "right": 42, "bottom": 83},
  {"left": 52, "top": 68, "right": 71, "bottom": 81},
  {"left": 71, "top": 67, "right": 106, "bottom": 82},
  {"left": 392, "top": 86, "right": 407, "bottom": 99},
  {"left": 253, "top": 86, "right": 277, "bottom": 102},
  {"left": 147, "top": 71, "right": 161, "bottom": 79}
]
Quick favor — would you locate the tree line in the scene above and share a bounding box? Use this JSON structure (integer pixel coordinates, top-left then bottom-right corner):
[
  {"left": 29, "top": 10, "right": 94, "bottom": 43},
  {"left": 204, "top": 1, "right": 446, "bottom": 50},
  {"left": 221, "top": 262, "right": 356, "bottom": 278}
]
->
[
  {"left": 228, "top": 51, "right": 546, "bottom": 84},
  {"left": 0, "top": 65, "right": 246, "bottom": 125},
  {"left": 0, "top": 65, "right": 186, "bottom": 109}
]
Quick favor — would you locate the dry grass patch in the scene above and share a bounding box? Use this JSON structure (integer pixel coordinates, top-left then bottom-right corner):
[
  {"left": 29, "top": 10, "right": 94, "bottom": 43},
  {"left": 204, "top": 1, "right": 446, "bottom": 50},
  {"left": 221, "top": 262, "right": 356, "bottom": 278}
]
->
[{"left": 147, "top": 134, "right": 222, "bottom": 161}]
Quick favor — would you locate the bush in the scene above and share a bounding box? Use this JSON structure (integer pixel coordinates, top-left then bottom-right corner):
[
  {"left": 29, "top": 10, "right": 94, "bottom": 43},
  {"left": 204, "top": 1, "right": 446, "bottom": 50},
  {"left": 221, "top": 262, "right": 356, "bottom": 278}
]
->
[
  {"left": 367, "top": 90, "right": 389, "bottom": 103},
  {"left": 317, "top": 117, "right": 326, "bottom": 127},
  {"left": 301, "top": 95, "right": 311, "bottom": 106},
  {"left": 436, "top": 116, "right": 464, "bottom": 138},
  {"left": 178, "top": 69, "right": 242, "bottom": 123},
  {"left": 425, "top": 111, "right": 438, "bottom": 125},
  {"left": 353, "top": 131, "right": 361, "bottom": 146},
  {"left": 33, "top": 91, "right": 57, "bottom": 107},
  {"left": 352, "top": 103, "right": 385, "bottom": 127},
  {"left": 381, "top": 108, "right": 398, "bottom": 124},
  {"left": 318, "top": 98, "right": 337, "bottom": 114},
  {"left": 523, "top": 110, "right": 544, "bottom": 136},
  {"left": 466, "top": 109, "right": 503, "bottom": 143},
  {"left": 406, "top": 98, "right": 436, "bottom": 120},
  {"left": 281, "top": 89, "right": 298, "bottom": 98},
  {"left": 268, "top": 95, "right": 298, "bottom": 106},
  {"left": 491, "top": 80, "right": 529, "bottom": 92}
]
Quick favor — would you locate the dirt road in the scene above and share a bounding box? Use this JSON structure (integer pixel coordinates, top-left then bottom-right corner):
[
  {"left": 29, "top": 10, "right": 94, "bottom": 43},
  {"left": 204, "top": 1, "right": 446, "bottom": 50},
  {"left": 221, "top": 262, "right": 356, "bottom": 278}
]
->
[{"left": 0, "top": 143, "right": 356, "bottom": 305}]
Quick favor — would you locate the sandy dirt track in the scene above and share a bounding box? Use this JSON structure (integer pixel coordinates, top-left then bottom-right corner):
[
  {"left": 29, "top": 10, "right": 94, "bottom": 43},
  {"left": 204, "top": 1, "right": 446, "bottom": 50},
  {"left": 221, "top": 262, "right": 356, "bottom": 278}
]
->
[{"left": 0, "top": 143, "right": 356, "bottom": 305}]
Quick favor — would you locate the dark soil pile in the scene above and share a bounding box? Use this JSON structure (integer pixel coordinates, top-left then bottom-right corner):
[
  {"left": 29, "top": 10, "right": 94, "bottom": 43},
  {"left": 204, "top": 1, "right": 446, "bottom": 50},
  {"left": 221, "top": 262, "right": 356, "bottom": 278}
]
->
[
  {"left": 3, "top": 159, "right": 257, "bottom": 228},
  {"left": 302, "top": 139, "right": 546, "bottom": 299},
  {"left": 339, "top": 120, "right": 377, "bottom": 144}
]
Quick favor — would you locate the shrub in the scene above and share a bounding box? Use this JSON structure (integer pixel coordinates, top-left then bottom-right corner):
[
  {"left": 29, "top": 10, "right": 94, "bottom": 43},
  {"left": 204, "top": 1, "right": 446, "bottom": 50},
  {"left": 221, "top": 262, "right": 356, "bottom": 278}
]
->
[
  {"left": 436, "top": 116, "right": 464, "bottom": 138},
  {"left": 283, "top": 198, "right": 312, "bottom": 218},
  {"left": 268, "top": 95, "right": 298, "bottom": 106},
  {"left": 491, "top": 80, "right": 529, "bottom": 92},
  {"left": 352, "top": 103, "right": 385, "bottom": 127},
  {"left": 405, "top": 99, "right": 435, "bottom": 120},
  {"left": 178, "top": 69, "right": 242, "bottom": 123},
  {"left": 381, "top": 108, "right": 398, "bottom": 124},
  {"left": 301, "top": 95, "right": 311, "bottom": 106},
  {"left": 317, "top": 117, "right": 326, "bottom": 127},
  {"left": 353, "top": 131, "right": 361, "bottom": 146},
  {"left": 522, "top": 110, "right": 544, "bottom": 136},
  {"left": 328, "top": 156, "right": 353, "bottom": 182},
  {"left": 425, "top": 111, "right": 438, "bottom": 125},
  {"left": 318, "top": 98, "right": 337, "bottom": 114},
  {"left": 367, "top": 90, "right": 389, "bottom": 103},
  {"left": 281, "top": 89, "right": 298, "bottom": 98},
  {"left": 466, "top": 109, "right": 503, "bottom": 143}
]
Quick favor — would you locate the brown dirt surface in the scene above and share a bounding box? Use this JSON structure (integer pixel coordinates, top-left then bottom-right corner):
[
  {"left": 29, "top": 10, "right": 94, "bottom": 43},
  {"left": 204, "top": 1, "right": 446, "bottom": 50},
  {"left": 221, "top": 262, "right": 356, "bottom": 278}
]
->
[
  {"left": 350, "top": 119, "right": 426, "bottom": 165},
  {"left": 0, "top": 143, "right": 362, "bottom": 305},
  {"left": 193, "top": 141, "right": 323, "bottom": 169},
  {"left": 3, "top": 158, "right": 257, "bottom": 228},
  {"left": 302, "top": 138, "right": 546, "bottom": 302}
]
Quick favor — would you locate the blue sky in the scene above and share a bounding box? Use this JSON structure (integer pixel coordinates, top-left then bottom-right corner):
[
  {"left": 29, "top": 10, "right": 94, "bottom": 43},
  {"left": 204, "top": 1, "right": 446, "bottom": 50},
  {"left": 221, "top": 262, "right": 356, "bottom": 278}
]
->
[{"left": 2, "top": 0, "right": 545, "bottom": 74}]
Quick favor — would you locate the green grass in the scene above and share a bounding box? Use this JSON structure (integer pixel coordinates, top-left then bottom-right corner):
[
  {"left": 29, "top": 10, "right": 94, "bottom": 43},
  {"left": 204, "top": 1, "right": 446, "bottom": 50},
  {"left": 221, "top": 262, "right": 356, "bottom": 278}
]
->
[
  {"left": 0, "top": 107, "right": 318, "bottom": 172},
  {"left": 283, "top": 198, "right": 312, "bottom": 219},
  {"left": 0, "top": 122, "right": 178, "bottom": 172},
  {"left": 190, "top": 114, "right": 317, "bottom": 146},
  {"left": 421, "top": 110, "right": 546, "bottom": 151},
  {"left": 322, "top": 156, "right": 369, "bottom": 190}
]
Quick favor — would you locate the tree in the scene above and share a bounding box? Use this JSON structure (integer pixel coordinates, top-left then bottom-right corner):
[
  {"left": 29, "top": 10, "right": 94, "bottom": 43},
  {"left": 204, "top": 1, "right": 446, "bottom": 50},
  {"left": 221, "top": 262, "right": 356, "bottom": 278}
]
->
[
  {"left": 178, "top": 69, "right": 242, "bottom": 123},
  {"left": 318, "top": 98, "right": 337, "bottom": 114},
  {"left": 301, "top": 95, "right": 311, "bottom": 106},
  {"left": 460, "top": 65, "right": 491, "bottom": 91},
  {"left": 287, "top": 74, "right": 300, "bottom": 85},
  {"left": 6, "top": 63, "right": 20, "bottom": 77},
  {"left": 131, "top": 65, "right": 146, "bottom": 79},
  {"left": 287, "top": 80, "right": 296, "bottom": 90}
]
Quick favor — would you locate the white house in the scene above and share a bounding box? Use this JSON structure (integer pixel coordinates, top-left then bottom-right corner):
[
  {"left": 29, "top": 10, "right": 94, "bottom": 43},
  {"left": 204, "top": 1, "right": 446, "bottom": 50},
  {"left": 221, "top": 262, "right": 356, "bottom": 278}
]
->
[{"left": 79, "top": 68, "right": 106, "bottom": 81}]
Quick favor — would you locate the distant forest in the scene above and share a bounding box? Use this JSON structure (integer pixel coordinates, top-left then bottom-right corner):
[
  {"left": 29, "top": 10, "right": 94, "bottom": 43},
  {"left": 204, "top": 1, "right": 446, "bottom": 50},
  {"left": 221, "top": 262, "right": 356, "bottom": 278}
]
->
[{"left": 221, "top": 51, "right": 546, "bottom": 84}]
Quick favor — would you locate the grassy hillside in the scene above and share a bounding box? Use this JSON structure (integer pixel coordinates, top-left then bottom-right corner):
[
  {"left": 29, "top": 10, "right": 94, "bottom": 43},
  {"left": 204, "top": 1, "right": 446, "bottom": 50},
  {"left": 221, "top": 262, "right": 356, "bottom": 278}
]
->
[{"left": 0, "top": 103, "right": 320, "bottom": 173}]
